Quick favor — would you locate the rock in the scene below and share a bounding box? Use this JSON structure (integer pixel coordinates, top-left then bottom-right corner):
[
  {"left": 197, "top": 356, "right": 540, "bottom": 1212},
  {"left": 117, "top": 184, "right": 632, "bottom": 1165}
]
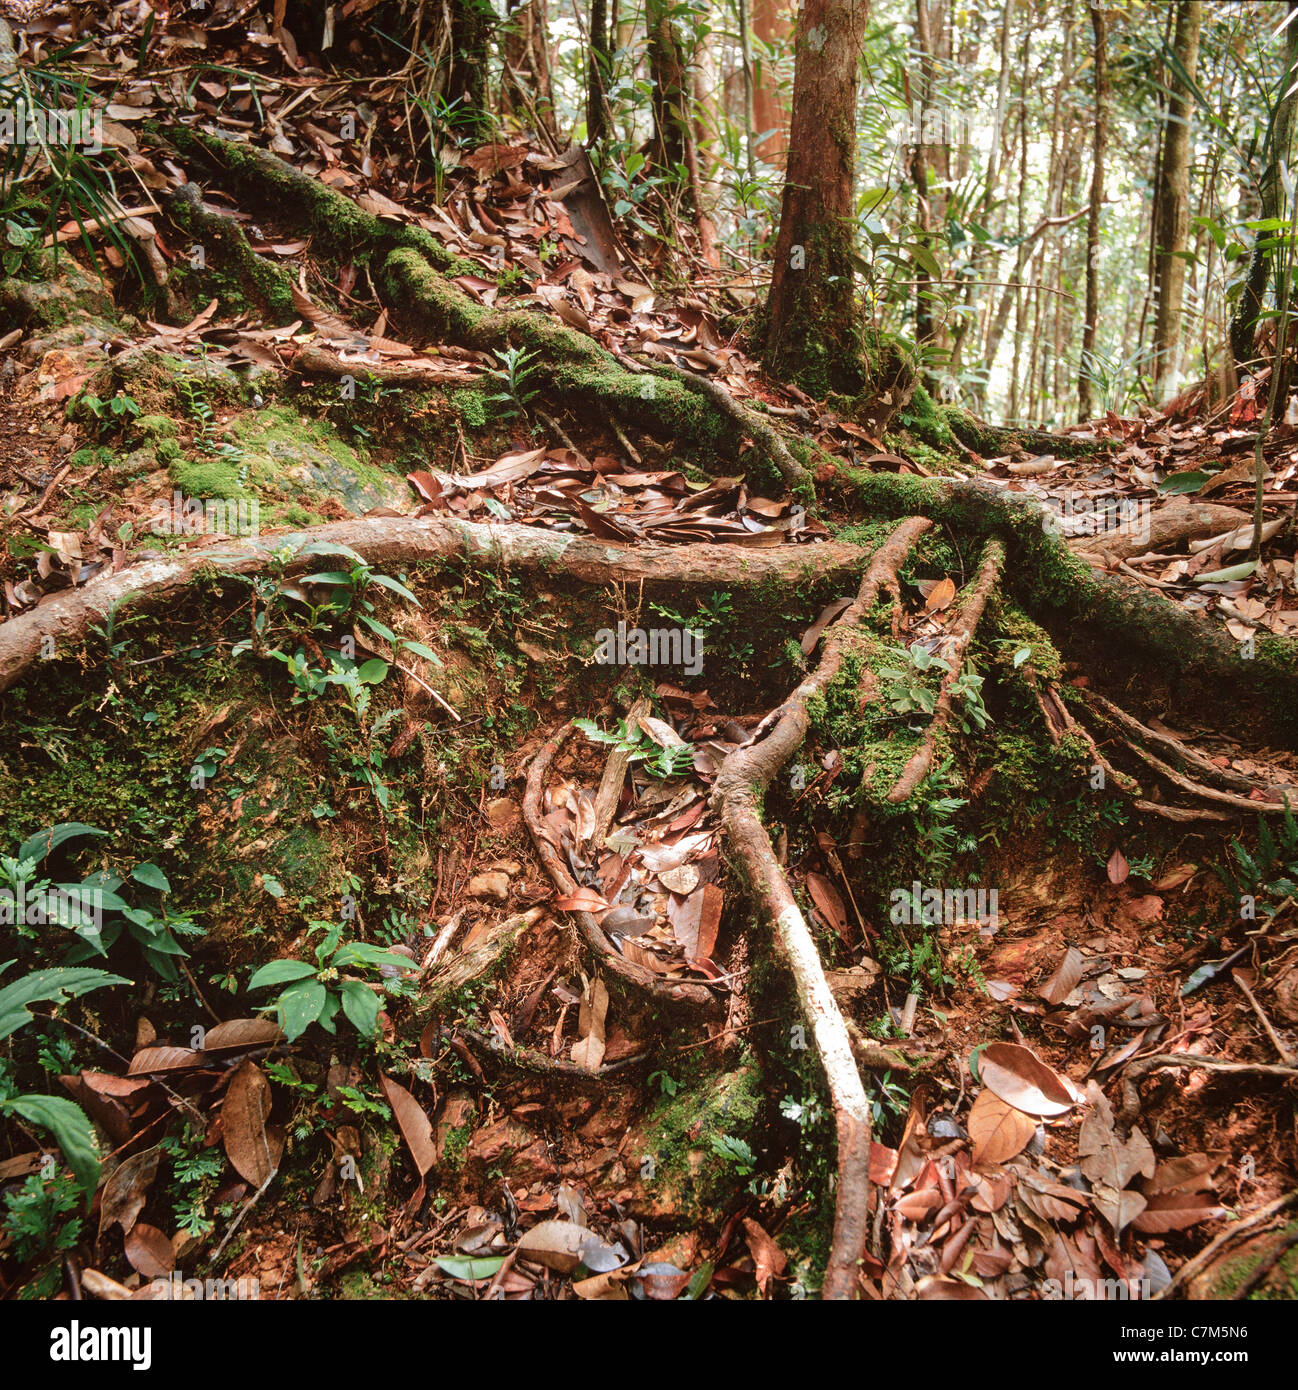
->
[{"left": 468, "top": 871, "right": 510, "bottom": 901}]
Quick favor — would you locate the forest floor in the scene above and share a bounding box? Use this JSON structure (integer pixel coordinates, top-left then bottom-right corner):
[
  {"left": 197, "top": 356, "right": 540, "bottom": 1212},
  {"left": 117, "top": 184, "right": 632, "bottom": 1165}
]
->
[{"left": 3, "top": 25, "right": 1298, "bottom": 1304}]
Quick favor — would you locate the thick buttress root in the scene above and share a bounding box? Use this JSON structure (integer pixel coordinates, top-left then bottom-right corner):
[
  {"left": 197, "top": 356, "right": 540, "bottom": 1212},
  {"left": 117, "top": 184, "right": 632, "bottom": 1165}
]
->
[{"left": 711, "top": 517, "right": 932, "bottom": 1299}]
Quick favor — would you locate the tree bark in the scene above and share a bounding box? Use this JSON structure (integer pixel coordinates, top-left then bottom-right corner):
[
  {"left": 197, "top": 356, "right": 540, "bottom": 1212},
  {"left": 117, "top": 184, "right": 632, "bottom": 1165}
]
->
[
  {"left": 752, "top": 0, "right": 792, "bottom": 163},
  {"left": 1079, "top": 1, "right": 1108, "bottom": 420},
  {"left": 1151, "top": 0, "right": 1203, "bottom": 400},
  {"left": 586, "top": 0, "right": 610, "bottom": 144},
  {"left": 1229, "top": 0, "right": 1298, "bottom": 373},
  {"left": 763, "top": 0, "right": 871, "bottom": 397}
]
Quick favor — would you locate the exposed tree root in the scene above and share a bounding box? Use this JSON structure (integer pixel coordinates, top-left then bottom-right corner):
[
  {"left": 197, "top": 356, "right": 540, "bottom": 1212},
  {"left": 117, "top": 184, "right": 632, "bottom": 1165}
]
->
[
  {"left": 1153, "top": 1190, "right": 1298, "bottom": 1301},
  {"left": 1080, "top": 688, "right": 1295, "bottom": 809},
  {"left": 0, "top": 516, "right": 868, "bottom": 694},
  {"left": 1118, "top": 1053, "right": 1298, "bottom": 1130},
  {"left": 712, "top": 516, "right": 932, "bottom": 1300},
  {"left": 887, "top": 539, "right": 1003, "bottom": 803},
  {"left": 523, "top": 723, "right": 716, "bottom": 1008}
]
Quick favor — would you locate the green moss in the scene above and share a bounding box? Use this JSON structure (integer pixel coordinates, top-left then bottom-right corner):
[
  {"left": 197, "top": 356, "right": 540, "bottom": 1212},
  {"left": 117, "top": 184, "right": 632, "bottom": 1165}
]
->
[
  {"left": 171, "top": 457, "right": 246, "bottom": 500},
  {"left": 450, "top": 387, "right": 489, "bottom": 430}
]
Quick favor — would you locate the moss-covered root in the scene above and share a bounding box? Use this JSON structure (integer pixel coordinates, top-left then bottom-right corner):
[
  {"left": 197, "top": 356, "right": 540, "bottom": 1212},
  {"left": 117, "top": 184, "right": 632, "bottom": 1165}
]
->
[
  {"left": 833, "top": 468, "right": 1298, "bottom": 745},
  {"left": 158, "top": 126, "right": 812, "bottom": 493},
  {"left": 942, "top": 404, "right": 1106, "bottom": 459},
  {"left": 162, "top": 184, "right": 296, "bottom": 321},
  {"left": 712, "top": 516, "right": 933, "bottom": 1300},
  {"left": 888, "top": 538, "right": 1004, "bottom": 803}
]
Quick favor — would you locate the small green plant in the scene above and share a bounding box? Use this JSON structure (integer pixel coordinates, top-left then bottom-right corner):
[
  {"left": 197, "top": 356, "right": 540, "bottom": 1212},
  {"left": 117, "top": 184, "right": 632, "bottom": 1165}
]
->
[
  {"left": 878, "top": 643, "right": 988, "bottom": 733},
  {"left": 1222, "top": 800, "right": 1298, "bottom": 922},
  {"left": 68, "top": 390, "right": 140, "bottom": 435},
  {"left": 484, "top": 346, "right": 541, "bottom": 421},
  {"left": 248, "top": 921, "right": 412, "bottom": 1042},
  {"left": 647, "top": 1069, "right": 679, "bottom": 1098},
  {"left": 573, "top": 717, "right": 695, "bottom": 779},
  {"left": 160, "top": 1123, "right": 225, "bottom": 1239},
  {"left": 710, "top": 1133, "right": 755, "bottom": 1176}
]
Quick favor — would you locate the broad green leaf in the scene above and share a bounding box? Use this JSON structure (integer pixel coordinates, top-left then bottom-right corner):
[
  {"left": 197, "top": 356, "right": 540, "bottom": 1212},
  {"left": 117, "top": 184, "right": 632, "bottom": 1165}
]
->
[
  {"left": 435, "top": 1255, "right": 506, "bottom": 1281},
  {"left": 399, "top": 640, "right": 442, "bottom": 666},
  {"left": 4, "top": 1094, "right": 100, "bottom": 1197},
  {"left": 0, "top": 966, "right": 129, "bottom": 1042},
  {"left": 337, "top": 979, "right": 381, "bottom": 1035},
  {"left": 366, "top": 573, "right": 420, "bottom": 605},
  {"left": 1195, "top": 561, "right": 1257, "bottom": 584},
  {"left": 1158, "top": 471, "right": 1211, "bottom": 495},
  {"left": 277, "top": 978, "right": 328, "bottom": 1042},
  {"left": 17, "top": 822, "right": 105, "bottom": 865},
  {"left": 357, "top": 659, "right": 389, "bottom": 685},
  {"left": 130, "top": 862, "right": 170, "bottom": 893},
  {"left": 248, "top": 959, "right": 317, "bottom": 989}
]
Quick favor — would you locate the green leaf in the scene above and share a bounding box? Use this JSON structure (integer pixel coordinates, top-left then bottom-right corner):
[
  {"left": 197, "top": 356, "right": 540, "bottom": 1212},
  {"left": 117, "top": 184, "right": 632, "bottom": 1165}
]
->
[
  {"left": 336, "top": 978, "right": 381, "bottom": 1035},
  {"left": 434, "top": 1255, "right": 506, "bottom": 1281},
  {"left": 399, "top": 639, "right": 442, "bottom": 666},
  {"left": 248, "top": 959, "right": 317, "bottom": 989},
  {"left": 366, "top": 572, "right": 420, "bottom": 605},
  {"left": 277, "top": 979, "right": 328, "bottom": 1042},
  {"left": 261, "top": 874, "right": 285, "bottom": 899},
  {"left": 17, "top": 822, "right": 105, "bottom": 865},
  {"left": 299, "top": 570, "right": 353, "bottom": 586},
  {"left": 359, "top": 613, "right": 395, "bottom": 642},
  {"left": 130, "top": 862, "right": 170, "bottom": 893},
  {"left": 1158, "top": 471, "right": 1212, "bottom": 495},
  {"left": 357, "top": 658, "right": 389, "bottom": 685},
  {"left": 297, "top": 540, "right": 366, "bottom": 563},
  {"left": 4, "top": 1094, "right": 101, "bottom": 1197},
  {"left": 1195, "top": 561, "right": 1257, "bottom": 584},
  {"left": 0, "top": 966, "right": 130, "bottom": 1042}
]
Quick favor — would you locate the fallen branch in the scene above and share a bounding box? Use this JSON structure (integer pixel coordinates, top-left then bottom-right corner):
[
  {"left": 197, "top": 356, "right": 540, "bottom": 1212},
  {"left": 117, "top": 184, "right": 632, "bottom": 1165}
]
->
[{"left": 712, "top": 516, "right": 932, "bottom": 1300}]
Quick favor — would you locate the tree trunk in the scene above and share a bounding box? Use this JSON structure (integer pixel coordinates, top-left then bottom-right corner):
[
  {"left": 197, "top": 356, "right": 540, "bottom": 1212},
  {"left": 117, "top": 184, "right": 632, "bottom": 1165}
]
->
[
  {"left": 586, "top": 0, "right": 611, "bottom": 144},
  {"left": 752, "top": 0, "right": 792, "bottom": 163},
  {"left": 1229, "top": 0, "right": 1298, "bottom": 373},
  {"left": 1151, "top": 0, "right": 1203, "bottom": 400},
  {"left": 763, "top": 0, "right": 871, "bottom": 397},
  {"left": 1079, "top": 0, "right": 1108, "bottom": 420},
  {"left": 448, "top": 0, "right": 496, "bottom": 124}
]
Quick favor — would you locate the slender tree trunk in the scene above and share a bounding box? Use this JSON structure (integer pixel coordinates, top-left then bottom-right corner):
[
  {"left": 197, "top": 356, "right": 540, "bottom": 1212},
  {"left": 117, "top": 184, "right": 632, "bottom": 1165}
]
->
[
  {"left": 586, "top": 0, "right": 610, "bottom": 144},
  {"left": 448, "top": 0, "right": 496, "bottom": 124},
  {"left": 752, "top": 0, "right": 792, "bottom": 163},
  {"left": 763, "top": 0, "right": 871, "bottom": 396},
  {"left": 1151, "top": 0, "right": 1203, "bottom": 400},
  {"left": 1079, "top": 1, "right": 1108, "bottom": 420},
  {"left": 1229, "top": 0, "right": 1298, "bottom": 373}
]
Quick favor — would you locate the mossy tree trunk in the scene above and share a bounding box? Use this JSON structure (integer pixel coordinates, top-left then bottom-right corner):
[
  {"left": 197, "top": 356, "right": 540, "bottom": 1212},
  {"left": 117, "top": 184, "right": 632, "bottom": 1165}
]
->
[{"left": 762, "top": 0, "right": 870, "bottom": 397}]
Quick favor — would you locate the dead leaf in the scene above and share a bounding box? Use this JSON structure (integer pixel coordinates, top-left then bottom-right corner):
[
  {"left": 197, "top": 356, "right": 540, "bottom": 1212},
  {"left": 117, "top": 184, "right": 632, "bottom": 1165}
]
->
[
  {"left": 968, "top": 1088, "right": 1035, "bottom": 1166},
  {"left": 380, "top": 1073, "right": 436, "bottom": 1175},
  {"left": 124, "top": 1222, "right": 174, "bottom": 1278},
  {"left": 978, "top": 1041, "right": 1076, "bottom": 1117},
  {"left": 222, "top": 1059, "right": 281, "bottom": 1187},
  {"left": 805, "top": 872, "right": 850, "bottom": 943},
  {"left": 742, "top": 1217, "right": 787, "bottom": 1295},
  {"left": 1107, "top": 847, "right": 1130, "bottom": 884},
  {"left": 571, "top": 974, "right": 609, "bottom": 1071},
  {"left": 99, "top": 1147, "right": 161, "bottom": 1237},
  {"left": 1039, "top": 946, "right": 1085, "bottom": 1005},
  {"left": 924, "top": 576, "right": 957, "bottom": 612}
]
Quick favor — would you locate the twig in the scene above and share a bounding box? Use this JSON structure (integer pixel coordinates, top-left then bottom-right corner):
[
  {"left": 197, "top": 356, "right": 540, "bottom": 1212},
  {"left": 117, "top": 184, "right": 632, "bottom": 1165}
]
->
[
  {"left": 1154, "top": 1190, "right": 1298, "bottom": 1300},
  {"left": 1232, "top": 970, "right": 1296, "bottom": 1065},
  {"left": 207, "top": 1166, "right": 278, "bottom": 1269}
]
